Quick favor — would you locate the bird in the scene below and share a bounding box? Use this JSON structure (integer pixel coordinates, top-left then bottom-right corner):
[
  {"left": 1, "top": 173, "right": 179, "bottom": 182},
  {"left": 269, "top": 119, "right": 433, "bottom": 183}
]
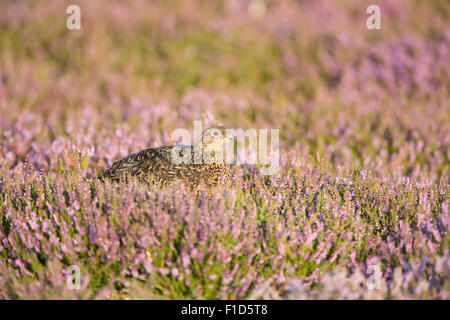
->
[{"left": 101, "top": 126, "right": 234, "bottom": 196}]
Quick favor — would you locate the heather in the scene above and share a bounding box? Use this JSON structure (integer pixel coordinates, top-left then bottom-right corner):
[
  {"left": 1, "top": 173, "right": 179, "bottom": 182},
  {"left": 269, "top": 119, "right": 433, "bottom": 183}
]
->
[{"left": 0, "top": 0, "right": 449, "bottom": 299}]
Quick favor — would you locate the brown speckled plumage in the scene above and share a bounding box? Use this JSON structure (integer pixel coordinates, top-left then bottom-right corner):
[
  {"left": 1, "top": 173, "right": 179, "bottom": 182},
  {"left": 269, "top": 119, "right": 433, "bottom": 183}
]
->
[{"left": 102, "top": 126, "right": 233, "bottom": 195}]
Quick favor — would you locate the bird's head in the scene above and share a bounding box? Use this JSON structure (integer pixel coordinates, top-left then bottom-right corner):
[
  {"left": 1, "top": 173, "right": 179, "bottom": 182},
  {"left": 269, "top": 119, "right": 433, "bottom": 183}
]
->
[
  {"left": 199, "top": 126, "right": 234, "bottom": 149},
  {"left": 194, "top": 126, "right": 234, "bottom": 164}
]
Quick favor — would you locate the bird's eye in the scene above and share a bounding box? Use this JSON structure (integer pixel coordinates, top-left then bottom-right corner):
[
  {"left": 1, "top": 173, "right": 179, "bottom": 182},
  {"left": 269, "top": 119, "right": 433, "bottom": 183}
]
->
[{"left": 211, "top": 130, "right": 221, "bottom": 137}]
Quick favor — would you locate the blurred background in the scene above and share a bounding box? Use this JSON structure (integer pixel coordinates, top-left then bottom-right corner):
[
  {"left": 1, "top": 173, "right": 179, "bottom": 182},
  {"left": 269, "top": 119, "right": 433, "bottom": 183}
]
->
[{"left": 0, "top": 0, "right": 449, "bottom": 179}]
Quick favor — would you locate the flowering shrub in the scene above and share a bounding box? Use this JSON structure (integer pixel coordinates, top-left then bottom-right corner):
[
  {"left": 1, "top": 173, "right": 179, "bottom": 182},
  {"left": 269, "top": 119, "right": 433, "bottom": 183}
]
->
[{"left": 0, "top": 0, "right": 448, "bottom": 299}]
